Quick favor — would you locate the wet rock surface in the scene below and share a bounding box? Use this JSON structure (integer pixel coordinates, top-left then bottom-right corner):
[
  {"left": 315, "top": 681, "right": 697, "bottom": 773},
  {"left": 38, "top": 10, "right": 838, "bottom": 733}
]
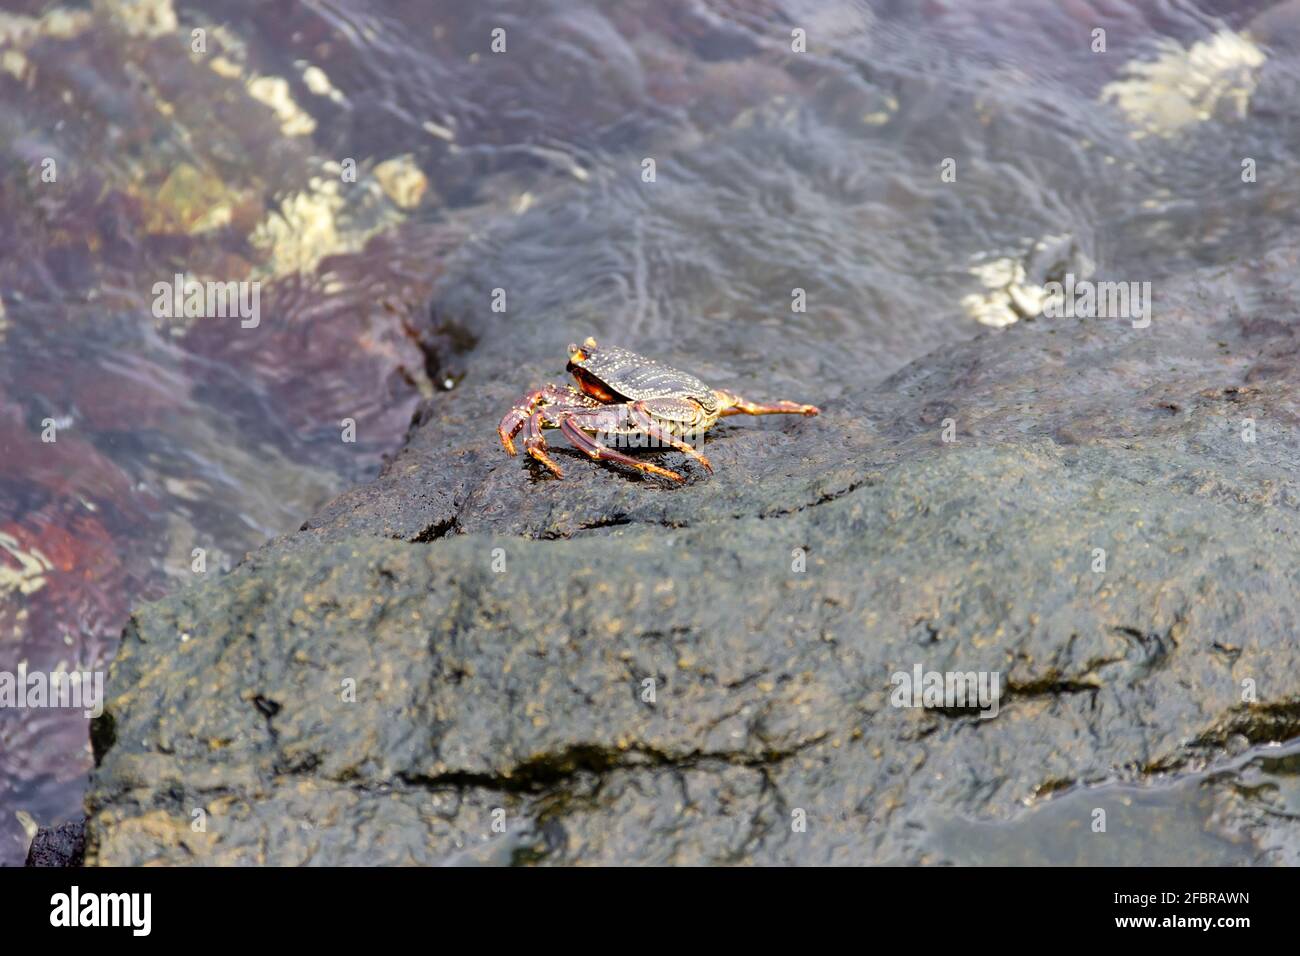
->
[
  {"left": 25, "top": 820, "right": 86, "bottom": 867},
  {"left": 85, "top": 249, "right": 1300, "bottom": 865}
]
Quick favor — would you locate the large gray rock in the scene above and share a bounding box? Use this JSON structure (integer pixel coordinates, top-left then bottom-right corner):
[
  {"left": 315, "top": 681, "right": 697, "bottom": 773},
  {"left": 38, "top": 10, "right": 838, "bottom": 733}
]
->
[{"left": 85, "top": 251, "right": 1300, "bottom": 864}]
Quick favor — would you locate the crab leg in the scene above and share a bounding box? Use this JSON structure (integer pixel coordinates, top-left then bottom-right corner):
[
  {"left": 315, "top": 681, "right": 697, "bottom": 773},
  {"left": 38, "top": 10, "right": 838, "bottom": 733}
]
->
[
  {"left": 522, "top": 410, "right": 565, "bottom": 478},
  {"left": 518, "top": 401, "right": 603, "bottom": 478},
  {"left": 498, "top": 384, "right": 598, "bottom": 455},
  {"left": 628, "top": 401, "right": 712, "bottom": 473},
  {"left": 714, "top": 389, "right": 820, "bottom": 418},
  {"left": 559, "top": 416, "right": 685, "bottom": 483}
]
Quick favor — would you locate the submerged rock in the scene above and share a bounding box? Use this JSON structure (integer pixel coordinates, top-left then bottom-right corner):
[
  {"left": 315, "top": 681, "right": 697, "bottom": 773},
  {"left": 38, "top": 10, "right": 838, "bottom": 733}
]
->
[{"left": 85, "top": 250, "right": 1300, "bottom": 864}]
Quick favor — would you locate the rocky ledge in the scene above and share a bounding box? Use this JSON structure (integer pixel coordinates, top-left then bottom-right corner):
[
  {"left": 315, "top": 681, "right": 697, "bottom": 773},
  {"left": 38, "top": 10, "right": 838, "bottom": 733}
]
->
[{"left": 84, "top": 250, "right": 1300, "bottom": 864}]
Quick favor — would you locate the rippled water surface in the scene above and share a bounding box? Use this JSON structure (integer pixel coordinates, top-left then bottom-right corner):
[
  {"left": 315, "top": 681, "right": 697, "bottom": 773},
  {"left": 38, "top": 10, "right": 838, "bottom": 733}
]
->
[{"left": 3, "top": 0, "right": 1300, "bottom": 864}]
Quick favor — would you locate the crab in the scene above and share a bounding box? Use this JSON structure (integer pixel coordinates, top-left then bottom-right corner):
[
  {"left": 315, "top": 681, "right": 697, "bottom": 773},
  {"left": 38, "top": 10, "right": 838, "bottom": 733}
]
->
[{"left": 497, "top": 337, "right": 820, "bottom": 482}]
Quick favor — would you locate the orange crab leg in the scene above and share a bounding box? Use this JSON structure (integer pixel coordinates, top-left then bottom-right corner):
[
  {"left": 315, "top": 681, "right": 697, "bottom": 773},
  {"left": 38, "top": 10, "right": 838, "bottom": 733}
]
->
[
  {"left": 628, "top": 402, "right": 712, "bottom": 473},
  {"left": 713, "top": 389, "right": 820, "bottom": 418},
  {"left": 522, "top": 410, "right": 565, "bottom": 478},
  {"left": 559, "top": 417, "right": 685, "bottom": 483},
  {"left": 515, "top": 401, "right": 603, "bottom": 478}
]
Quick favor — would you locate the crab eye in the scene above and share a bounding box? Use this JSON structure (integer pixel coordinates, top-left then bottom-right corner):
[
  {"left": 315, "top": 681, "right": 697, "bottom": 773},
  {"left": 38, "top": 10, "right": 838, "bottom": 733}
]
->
[{"left": 568, "top": 345, "right": 588, "bottom": 362}]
